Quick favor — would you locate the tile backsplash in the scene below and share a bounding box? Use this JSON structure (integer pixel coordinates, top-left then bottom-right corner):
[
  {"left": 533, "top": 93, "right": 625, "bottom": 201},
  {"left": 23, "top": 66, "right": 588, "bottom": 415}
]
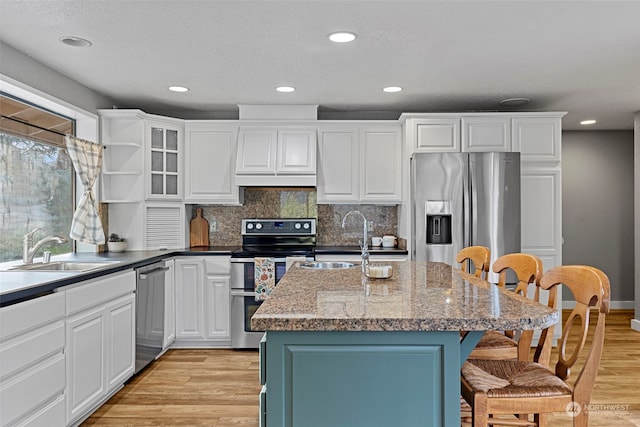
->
[
  {"left": 193, "top": 188, "right": 397, "bottom": 246},
  {"left": 316, "top": 204, "right": 397, "bottom": 246}
]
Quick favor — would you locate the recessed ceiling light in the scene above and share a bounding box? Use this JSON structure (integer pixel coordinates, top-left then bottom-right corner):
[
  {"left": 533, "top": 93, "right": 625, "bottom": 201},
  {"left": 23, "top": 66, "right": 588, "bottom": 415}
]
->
[
  {"left": 328, "top": 32, "right": 357, "bottom": 43},
  {"left": 60, "top": 36, "right": 92, "bottom": 47},
  {"left": 168, "top": 86, "right": 189, "bottom": 93},
  {"left": 499, "top": 97, "right": 531, "bottom": 107},
  {"left": 276, "top": 86, "right": 296, "bottom": 93},
  {"left": 580, "top": 119, "right": 597, "bottom": 125},
  {"left": 382, "top": 86, "right": 403, "bottom": 93}
]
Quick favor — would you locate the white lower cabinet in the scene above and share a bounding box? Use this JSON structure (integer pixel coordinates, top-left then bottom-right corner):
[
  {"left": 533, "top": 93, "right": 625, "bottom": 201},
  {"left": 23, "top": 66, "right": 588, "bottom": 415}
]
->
[
  {"left": 64, "top": 271, "right": 136, "bottom": 426},
  {"left": 0, "top": 292, "right": 66, "bottom": 427},
  {"left": 175, "top": 256, "right": 231, "bottom": 347},
  {"left": 66, "top": 305, "right": 106, "bottom": 422},
  {"left": 175, "top": 258, "right": 206, "bottom": 340},
  {"left": 106, "top": 295, "right": 136, "bottom": 390},
  {"left": 205, "top": 275, "right": 230, "bottom": 340}
]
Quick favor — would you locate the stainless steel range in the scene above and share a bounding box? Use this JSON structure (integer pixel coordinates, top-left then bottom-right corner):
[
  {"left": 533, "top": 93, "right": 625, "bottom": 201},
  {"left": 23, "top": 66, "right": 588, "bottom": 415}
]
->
[{"left": 230, "top": 218, "right": 316, "bottom": 349}]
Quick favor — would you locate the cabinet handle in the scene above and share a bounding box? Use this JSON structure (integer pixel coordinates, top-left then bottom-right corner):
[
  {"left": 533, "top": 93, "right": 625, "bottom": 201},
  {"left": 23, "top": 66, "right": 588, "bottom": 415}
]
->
[{"left": 138, "top": 267, "right": 170, "bottom": 280}]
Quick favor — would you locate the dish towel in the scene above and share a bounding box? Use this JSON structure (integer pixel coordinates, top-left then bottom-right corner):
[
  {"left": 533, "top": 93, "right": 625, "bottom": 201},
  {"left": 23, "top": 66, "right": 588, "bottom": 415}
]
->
[{"left": 254, "top": 257, "right": 275, "bottom": 302}]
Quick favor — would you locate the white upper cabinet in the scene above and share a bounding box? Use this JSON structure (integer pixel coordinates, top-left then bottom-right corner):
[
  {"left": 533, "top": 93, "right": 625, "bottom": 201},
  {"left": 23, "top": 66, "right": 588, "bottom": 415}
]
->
[
  {"left": 403, "top": 113, "right": 564, "bottom": 156},
  {"left": 317, "top": 128, "right": 359, "bottom": 203},
  {"left": 184, "top": 122, "right": 242, "bottom": 204},
  {"left": 276, "top": 129, "right": 317, "bottom": 174},
  {"left": 99, "top": 110, "right": 145, "bottom": 203},
  {"left": 512, "top": 116, "right": 562, "bottom": 163},
  {"left": 462, "top": 116, "right": 511, "bottom": 151},
  {"left": 235, "top": 128, "right": 278, "bottom": 174},
  {"left": 360, "top": 126, "right": 402, "bottom": 203},
  {"left": 146, "top": 119, "right": 184, "bottom": 201},
  {"left": 235, "top": 127, "right": 317, "bottom": 186},
  {"left": 317, "top": 124, "right": 401, "bottom": 204},
  {"left": 413, "top": 118, "right": 461, "bottom": 152}
]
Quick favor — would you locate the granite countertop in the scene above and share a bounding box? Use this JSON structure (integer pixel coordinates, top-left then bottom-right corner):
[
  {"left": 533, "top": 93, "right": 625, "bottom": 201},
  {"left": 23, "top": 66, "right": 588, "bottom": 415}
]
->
[{"left": 251, "top": 261, "right": 558, "bottom": 332}]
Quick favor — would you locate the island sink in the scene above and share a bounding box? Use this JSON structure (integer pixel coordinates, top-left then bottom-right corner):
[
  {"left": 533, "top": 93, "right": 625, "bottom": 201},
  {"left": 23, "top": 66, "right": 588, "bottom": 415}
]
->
[{"left": 298, "top": 261, "right": 356, "bottom": 270}]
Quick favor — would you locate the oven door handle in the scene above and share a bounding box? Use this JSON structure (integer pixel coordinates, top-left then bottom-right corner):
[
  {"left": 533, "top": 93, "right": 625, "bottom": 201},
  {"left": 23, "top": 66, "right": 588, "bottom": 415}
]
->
[
  {"left": 231, "top": 289, "right": 257, "bottom": 297},
  {"left": 231, "top": 257, "right": 290, "bottom": 263}
]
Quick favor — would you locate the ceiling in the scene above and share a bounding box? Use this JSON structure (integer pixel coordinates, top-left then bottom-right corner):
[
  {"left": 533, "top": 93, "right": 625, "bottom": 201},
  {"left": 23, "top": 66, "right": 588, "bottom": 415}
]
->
[{"left": 1, "top": 0, "right": 639, "bottom": 130}]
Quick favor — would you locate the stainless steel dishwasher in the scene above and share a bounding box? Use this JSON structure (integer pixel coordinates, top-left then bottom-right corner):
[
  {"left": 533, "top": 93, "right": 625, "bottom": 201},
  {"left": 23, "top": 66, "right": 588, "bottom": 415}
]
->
[{"left": 135, "top": 260, "right": 168, "bottom": 374}]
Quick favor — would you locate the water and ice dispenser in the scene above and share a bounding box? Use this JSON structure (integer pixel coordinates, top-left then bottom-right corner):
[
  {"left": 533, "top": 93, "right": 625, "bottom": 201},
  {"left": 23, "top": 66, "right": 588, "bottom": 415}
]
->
[{"left": 425, "top": 201, "right": 452, "bottom": 245}]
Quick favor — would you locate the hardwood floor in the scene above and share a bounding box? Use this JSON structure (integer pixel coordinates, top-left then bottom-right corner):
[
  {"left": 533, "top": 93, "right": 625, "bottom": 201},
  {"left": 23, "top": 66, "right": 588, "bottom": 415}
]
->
[
  {"left": 83, "top": 350, "right": 261, "bottom": 426},
  {"left": 84, "top": 310, "right": 640, "bottom": 426}
]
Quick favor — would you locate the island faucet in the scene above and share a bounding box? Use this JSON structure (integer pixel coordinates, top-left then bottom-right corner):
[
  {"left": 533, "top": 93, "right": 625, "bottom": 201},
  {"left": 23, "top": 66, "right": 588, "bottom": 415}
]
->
[
  {"left": 341, "top": 210, "right": 369, "bottom": 272},
  {"left": 23, "top": 228, "right": 67, "bottom": 264}
]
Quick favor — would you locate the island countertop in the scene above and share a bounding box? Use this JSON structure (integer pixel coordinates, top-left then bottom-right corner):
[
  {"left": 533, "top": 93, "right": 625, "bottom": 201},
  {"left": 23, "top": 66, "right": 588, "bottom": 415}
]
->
[{"left": 251, "top": 261, "right": 558, "bottom": 332}]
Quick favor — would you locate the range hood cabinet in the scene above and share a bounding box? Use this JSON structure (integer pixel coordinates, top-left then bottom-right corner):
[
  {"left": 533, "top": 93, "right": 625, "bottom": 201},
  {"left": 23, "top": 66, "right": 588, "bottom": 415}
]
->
[{"left": 235, "top": 127, "right": 317, "bottom": 186}]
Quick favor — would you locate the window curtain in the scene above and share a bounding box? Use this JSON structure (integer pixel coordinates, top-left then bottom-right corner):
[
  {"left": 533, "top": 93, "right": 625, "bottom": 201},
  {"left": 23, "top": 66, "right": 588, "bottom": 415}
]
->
[{"left": 65, "top": 135, "right": 106, "bottom": 244}]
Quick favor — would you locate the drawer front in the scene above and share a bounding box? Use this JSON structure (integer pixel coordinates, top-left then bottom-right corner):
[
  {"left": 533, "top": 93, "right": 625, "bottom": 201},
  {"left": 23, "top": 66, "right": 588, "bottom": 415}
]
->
[
  {"left": 0, "top": 321, "right": 64, "bottom": 380},
  {"left": 16, "top": 394, "right": 65, "bottom": 427},
  {"left": 66, "top": 270, "right": 135, "bottom": 315},
  {"left": 0, "top": 352, "right": 65, "bottom": 426},
  {"left": 0, "top": 292, "right": 65, "bottom": 340},
  {"left": 205, "top": 256, "right": 231, "bottom": 275}
]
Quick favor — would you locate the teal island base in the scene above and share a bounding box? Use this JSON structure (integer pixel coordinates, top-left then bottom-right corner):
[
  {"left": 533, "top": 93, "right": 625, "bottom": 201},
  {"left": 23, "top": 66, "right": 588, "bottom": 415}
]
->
[{"left": 259, "top": 330, "right": 483, "bottom": 427}]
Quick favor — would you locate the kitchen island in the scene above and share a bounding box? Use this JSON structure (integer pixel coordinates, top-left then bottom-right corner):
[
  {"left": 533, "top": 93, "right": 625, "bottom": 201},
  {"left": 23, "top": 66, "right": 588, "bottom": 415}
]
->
[{"left": 251, "top": 261, "right": 558, "bottom": 427}]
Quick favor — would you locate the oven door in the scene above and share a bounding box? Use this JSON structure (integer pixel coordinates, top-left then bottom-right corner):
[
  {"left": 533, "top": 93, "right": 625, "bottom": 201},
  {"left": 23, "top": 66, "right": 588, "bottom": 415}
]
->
[{"left": 230, "top": 257, "right": 290, "bottom": 348}]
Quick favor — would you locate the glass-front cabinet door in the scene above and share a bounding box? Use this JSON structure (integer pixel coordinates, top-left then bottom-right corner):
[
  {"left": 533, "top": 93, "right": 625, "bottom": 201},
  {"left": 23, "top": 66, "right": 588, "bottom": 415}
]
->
[{"left": 146, "top": 121, "right": 183, "bottom": 200}]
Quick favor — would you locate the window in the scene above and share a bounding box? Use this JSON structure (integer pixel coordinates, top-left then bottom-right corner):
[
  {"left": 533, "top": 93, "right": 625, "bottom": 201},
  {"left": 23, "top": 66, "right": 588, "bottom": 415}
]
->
[{"left": 0, "top": 95, "right": 74, "bottom": 262}]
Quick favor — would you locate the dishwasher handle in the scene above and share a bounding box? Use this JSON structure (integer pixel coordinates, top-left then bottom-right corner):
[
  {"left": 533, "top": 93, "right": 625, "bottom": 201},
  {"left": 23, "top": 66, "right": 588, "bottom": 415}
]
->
[{"left": 138, "top": 266, "right": 170, "bottom": 280}]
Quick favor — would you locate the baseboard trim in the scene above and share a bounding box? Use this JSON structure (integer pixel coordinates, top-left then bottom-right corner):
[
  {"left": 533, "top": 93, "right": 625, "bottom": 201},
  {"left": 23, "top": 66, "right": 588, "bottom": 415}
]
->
[
  {"left": 561, "top": 300, "right": 634, "bottom": 310},
  {"left": 632, "top": 319, "right": 640, "bottom": 332}
]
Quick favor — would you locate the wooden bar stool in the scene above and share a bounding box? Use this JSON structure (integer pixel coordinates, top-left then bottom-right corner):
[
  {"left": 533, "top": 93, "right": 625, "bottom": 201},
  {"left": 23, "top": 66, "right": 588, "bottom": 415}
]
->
[
  {"left": 469, "top": 253, "right": 548, "bottom": 364},
  {"left": 456, "top": 246, "right": 490, "bottom": 280},
  {"left": 461, "top": 265, "right": 610, "bottom": 427}
]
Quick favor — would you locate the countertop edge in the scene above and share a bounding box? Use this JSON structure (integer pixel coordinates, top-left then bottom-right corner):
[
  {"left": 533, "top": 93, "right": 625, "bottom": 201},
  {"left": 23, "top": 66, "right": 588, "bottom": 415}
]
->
[
  {"left": 251, "top": 311, "right": 560, "bottom": 332},
  {"left": 0, "top": 247, "right": 236, "bottom": 307}
]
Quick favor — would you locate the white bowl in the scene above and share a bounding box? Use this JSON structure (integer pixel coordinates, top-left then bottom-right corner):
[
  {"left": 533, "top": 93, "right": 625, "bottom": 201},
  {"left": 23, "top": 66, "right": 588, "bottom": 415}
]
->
[{"left": 107, "top": 241, "right": 127, "bottom": 252}]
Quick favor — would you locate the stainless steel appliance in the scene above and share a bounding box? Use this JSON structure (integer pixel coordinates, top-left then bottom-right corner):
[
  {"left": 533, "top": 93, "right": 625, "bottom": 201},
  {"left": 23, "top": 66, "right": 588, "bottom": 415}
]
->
[
  {"left": 412, "top": 152, "right": 520, "bottom": 283},
  {"left": 230, "top": 218, "right": 316, "bottom": 349},
  {"left": 135, "top": 260, "right": 169, "bottom": 373}
]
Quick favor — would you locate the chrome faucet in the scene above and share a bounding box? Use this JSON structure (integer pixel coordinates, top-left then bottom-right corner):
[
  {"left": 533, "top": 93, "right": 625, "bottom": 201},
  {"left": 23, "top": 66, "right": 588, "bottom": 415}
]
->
[
  {"left": 23, "top": 228, "right": 67, "bottom": 264},
  {"left": 341, "top": 210, "right": 369, "bottom": 272}
]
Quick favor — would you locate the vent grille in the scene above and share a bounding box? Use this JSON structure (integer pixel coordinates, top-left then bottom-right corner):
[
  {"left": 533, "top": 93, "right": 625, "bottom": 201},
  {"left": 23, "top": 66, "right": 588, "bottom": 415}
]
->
[{"left": 145, "top": 206, "right": 182, "bottom": 249}]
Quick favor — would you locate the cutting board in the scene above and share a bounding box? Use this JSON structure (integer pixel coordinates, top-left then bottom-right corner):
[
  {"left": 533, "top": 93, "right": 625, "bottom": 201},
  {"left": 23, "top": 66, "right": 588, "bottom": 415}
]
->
[{"left": 190, "top": 207, "right": 210, "bottom": 247}]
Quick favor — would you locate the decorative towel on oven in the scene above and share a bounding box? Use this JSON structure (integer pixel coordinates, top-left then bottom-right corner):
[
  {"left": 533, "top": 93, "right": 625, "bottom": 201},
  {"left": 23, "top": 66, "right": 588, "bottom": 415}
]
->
[{"left": 254, "top": 257, "right": 275, "bottom": 301}]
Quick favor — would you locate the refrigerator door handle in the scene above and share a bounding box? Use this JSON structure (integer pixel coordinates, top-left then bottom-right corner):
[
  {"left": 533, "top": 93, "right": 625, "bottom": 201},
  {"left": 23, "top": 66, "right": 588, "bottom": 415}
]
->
[{"left": 463, "top": 155, "right": 472, "bottom": 247}]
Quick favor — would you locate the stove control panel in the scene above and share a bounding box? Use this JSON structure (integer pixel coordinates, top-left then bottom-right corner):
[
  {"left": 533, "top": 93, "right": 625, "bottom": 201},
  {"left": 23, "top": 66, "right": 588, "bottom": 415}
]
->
[{"left": 242, "top": 218, "right": 316, "bottom": 235}]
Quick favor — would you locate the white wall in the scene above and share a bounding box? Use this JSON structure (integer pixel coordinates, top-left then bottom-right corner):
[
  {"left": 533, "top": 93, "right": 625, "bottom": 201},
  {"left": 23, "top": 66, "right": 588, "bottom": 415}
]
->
[
  {"left": 0, "top": 42, "right": 114, "bottom": 114},
  {"left": 563, "top": 130, "right": 635, "bottom": 308},
  {"left": 634, "top": 114, "right": 640, "bottom": 331}
]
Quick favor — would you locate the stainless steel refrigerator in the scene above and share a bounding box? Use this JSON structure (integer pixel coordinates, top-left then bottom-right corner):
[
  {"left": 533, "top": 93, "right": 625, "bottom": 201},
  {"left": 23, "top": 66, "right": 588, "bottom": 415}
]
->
[{"left": 412, "top": 152, "right": 520, "bottom": 283}]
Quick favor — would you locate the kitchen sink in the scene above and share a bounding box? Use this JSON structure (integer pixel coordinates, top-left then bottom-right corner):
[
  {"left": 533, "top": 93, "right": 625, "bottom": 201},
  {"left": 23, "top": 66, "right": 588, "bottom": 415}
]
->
[
  {"left": 10, "top": 261, "right": 118, "bottom": 272},
  {"left": 299, "top": 261, "right": 356, "bottom": 270}
]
